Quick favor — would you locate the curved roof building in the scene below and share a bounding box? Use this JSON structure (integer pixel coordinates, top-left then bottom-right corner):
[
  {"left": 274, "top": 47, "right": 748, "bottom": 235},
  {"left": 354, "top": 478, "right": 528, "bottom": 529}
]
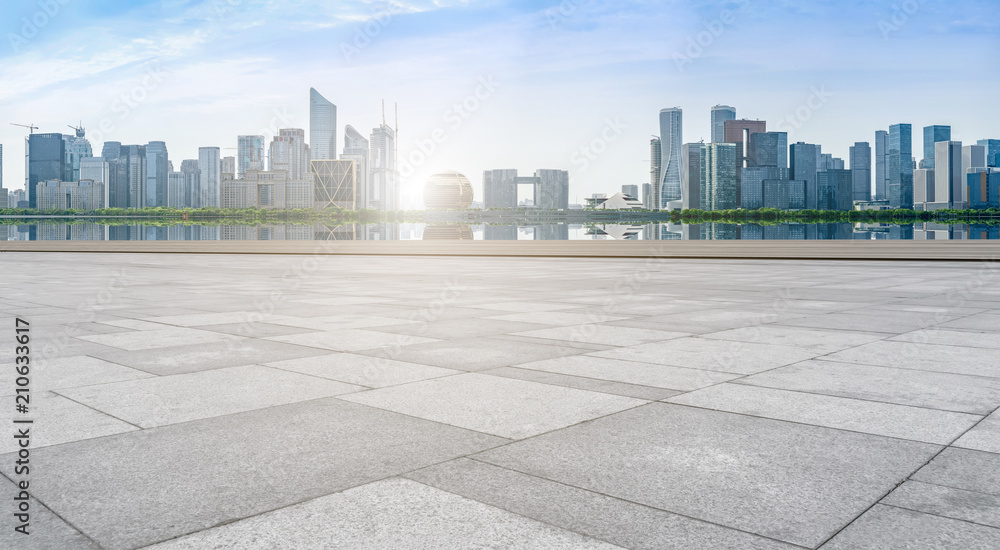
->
[{"left": 424, "top": 170, "right": 474, "bottom": 209}]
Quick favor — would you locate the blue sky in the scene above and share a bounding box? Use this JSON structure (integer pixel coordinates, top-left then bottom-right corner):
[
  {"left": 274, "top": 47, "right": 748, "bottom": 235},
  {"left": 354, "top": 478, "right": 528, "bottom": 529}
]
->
[{"left": 1, "top": 0, "right": 998, "bottom": 204}]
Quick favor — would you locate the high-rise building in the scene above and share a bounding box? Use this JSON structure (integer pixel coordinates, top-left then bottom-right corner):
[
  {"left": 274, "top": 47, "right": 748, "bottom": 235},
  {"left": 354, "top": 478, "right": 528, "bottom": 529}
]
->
[
  {"left": 874, "top": 130, "right": 889, "bottom": 200},
  {"left": 237, "top": 135, "right": 265, "bottom": 178},
  {"left": 818, "top": 169, "right": 853, "bottom": 211},
  {"left": 482, "top": 169, "right": 569, "bottom": 210},
  {"left": 658, "top": 108, "right": 682, "bottom": 206},
  {"left": 888, "top": 123, "right": 913, "bottom": 209},
  {"left": 641, "top": 183, "right": 651, "bottom": 209},
  {"left": 101, "top": 142, "right": 125, "bottom": 208},
  {"left": 269, "top": 129, "right": 309, "bottom": 181},
  {"left": 649, "top": 137, "right": 661, "bottom": 208},
  {"left": 483, "top": 169, "right": 518, "bottom": 209},
  {"left": 934, "top": 141, "right": 963, "bottom": 209},
  {"left": 978, "top": 139, "right": 1000, "bottom": 167},
  {"left": 121, "top": 145, "right": 147, "bottom": 209},
  {"left": 790, "top": 142, "right": 821, "bottom": 209},
  {"left": 681, "top": 143, "right": 702, "bottom": 210},
  {"left": 0, "top": 144, "right": 4, "bottom": 189},
  {"left": 198, "top": 147, "right": 221, "bottom": 207},
  {"left": 534, "top": 169, "right": 570, "bottom": 210},
  {"left": 723, "top": 119, "right": 766, "bottom": 165},
  {"left": 370, "top": 123, "right": 397, "bottom": 210},
  {"left": 62, "top": 129, "right": 92, "bottom": 182},
  {"left": 710, "top": 105, "right": 736, "bottom": 144},
  {"left": 968, "top": 170, "right": 1000, "bottom": 209},
  {"left": 621, "top": 184, "right": 639, "bottom": 199},
  {"left": 221, "top": 156, "right": 236, "bottom": 176},
  {"left": 145, "top": 141, "right": 168, "bottom": 207},
  {"left": 849, "top": 142, "right": 872, "bottom": 202},
  {"left": 309, "top": 88, "right": 337, "bottom": 161},
  {"left": 311, "top": 159, "right": 356, "bottom": 209},
  {"left": 741, "top": 166, "right": 785, "bottom": 210},
  {"left": 28, "top": 133, "right": 66, "bottom": 209},
  {"left": 914, "top": 168, "right": 935, "bottom": 208},
  {"left": 36, "top": 179, "right": 103, "bottom": 210},
  {"left": 922, "top": 125, "right": 951, "bottom": 169},
  {"left": 700, "top": 142, "right": 738, "bottom": 210},
  {"left": 746, "top": 132, "right": 788, "bottom": 170},
  {"left": 963, "top": 145, "right": 987, "bottom": 184},
  {"left": 167, "top": 171, "right": 185, "bottom": 208},
  {"left": 342, "top": 125, "right": 370, "bottom": 209},
  {"left": 80, "top": 156, "right": 110, "bottom": 209},
  {"left": 180, "top": 160, "right": 201, "bottom": 208}
]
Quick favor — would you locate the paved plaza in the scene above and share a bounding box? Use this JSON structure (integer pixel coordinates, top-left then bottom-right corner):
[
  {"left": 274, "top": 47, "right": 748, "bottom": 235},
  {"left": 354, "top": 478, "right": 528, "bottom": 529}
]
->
[{"left": 2, "top": 252, "right": 1000, "bottom": 549}]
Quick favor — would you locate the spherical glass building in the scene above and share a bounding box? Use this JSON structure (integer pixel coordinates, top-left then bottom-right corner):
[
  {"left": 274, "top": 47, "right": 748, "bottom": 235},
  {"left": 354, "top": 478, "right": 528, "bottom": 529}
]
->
[{"left": 424, "top": 171, "right": 474, "bottom": 209}]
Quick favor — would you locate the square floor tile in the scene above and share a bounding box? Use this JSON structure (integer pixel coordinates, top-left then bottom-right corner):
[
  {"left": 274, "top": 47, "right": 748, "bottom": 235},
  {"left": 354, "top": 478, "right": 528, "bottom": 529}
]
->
[
  {"left": 700, "top": 325, "right": 885, "bottom": 353},
  {"left": 953, "top": 409, "right": 1000, "bottom": 454},
  {"left": 0, "top": 391, "right": 137, "bottom": 453},
  {"left": 79, "top": 327, "right": 235, "bottom": 351},
  {"left": 514, "top": 355, "right": 739, "bottom": 391},
  {"left": 0, "top": 355, "right": 152, "bottom": 391},
  {"left": 267, "top": 329, "right": 439, "bottom": 352},
  {"left": 819, "top": 504, "right": 1000, "bottom": 549},
  {"left": 265, "top": 353, "right": 460, "bottom": 388},
  {"left": 513, "top": 325, "right": 689, "bottom": 347},
  {"left": 824, "top": 340, "right": 1000, "bottom": 378},
  {"left": 590, "top": 337, "right": 820, "bottom": 375},
  {"left": 356, "top": 336, "right": 588, "bottom": 371}
]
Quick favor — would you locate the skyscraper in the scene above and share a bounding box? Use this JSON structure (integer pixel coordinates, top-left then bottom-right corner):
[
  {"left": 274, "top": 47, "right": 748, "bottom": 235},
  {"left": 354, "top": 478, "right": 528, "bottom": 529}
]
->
[
  {"left": 28, "top": 133, "right": 66, "bottom": 209},
  {"left": 874, "top": 130, "right": 889, "bottom": 200},
  {"left": 310, "top": 88, "right": 337, "bottom": 161},
  {"left": 746, "top": 132, "right": 788, "bottom": 170},
  {"left": 181, "top": 159, "right": 201, "bottom": 208},
  {"left": 922, "top": 125, "right": 951, "bottom": 169},
  {"left": 221, "top": 156, "right": 236, "bottom": 176},
  {"left": 269, "top": 129, "right": 309, "bottom": 180},
  {"left": 710, "top": 105, "right": 736, "bottom": 144},
  {"left": 63, "top": 128, "right": 92, "bottom": 182},
  {"left": 681, "top": 143, "right": 702, "bottom": 210},
  {"left": 102, "top": 142, "right": 125, "bottom": 208},
  {"left": 145, "top": 141, "right": 169, "bottom": 207},
  {"left": 658, "top": 108, "right": 682, "bottom": 206},
  {"left": 849, "top": 142, "right": 872, "bottom": 202},
  {"left": 888, "top": 123, "right": 913, "bottom": 209},
  {"left": 700, "top": 142, "right": 738, "bottom": 211},
  {"left": 649, "top": 137, "right": 661, "bottom": 209},
  {"left": 913, "top": 168, "right": 935, "bottom": 208},
  {"left": 790, "top": 142, "right": 820, "bottom": 209},
  {"left": 80, "top": 156, "right": 110, "bottom": 209},
  {"left": 120, "top": 145, "right": 147, "bottom": 209},
  {"left": 934, "top": 141, "right": 963, "bottom": 208},
  {"left": 237, "top": 135, "right": 265, "bottom": 178},
  {"left": 342, "top": 125, "right": 370, "bottom": 209},
  {"left": 963, "top": 145, "right": 986, "bottom": 181},
  {"left": 622, "top": 184, "right": 639, "bottom": 198},
  {"left": 198, "top": 147, "right": 221, "bottom": 207},
  {"left": 370, "top": 123, "right": 397, "bottom": 210},
  {"left": 978, "top": 139, "right": 1000, "bottom": 167},
  {"left": 534, "top": 169, "right": 570, "bottom": 210},
  {"left": 818, "top": 169, "right": 853, "bottom": 211}
]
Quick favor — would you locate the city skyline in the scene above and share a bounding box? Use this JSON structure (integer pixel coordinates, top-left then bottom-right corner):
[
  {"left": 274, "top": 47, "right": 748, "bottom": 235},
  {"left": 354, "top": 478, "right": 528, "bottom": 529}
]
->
[{"left": 1, "top": 0, "right": 998, "bottom": 204}]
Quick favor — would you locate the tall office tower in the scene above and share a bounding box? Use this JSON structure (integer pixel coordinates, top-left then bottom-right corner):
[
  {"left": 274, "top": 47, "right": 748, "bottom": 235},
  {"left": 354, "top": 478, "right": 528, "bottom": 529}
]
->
[
  {"left": 649, "top": 137, "right": 661, "bottom": 208},
  {"left": 534, "top": 169, "right": 570, "bottom": 210},
  {"left": 101, "top": 142, "right": 124, "bottom": 207},
  {"left": 342, "top": 125, "right": 370, "bottom": 209},
  {"left": 80, "top": 156, "right": 110, "bottom": 208},
  {"left": 710, "top": 105, "right": 736, "bottom": 144},
  {"left": 922, "top": 125, "right": 951, "bottom": 169},
  {"left": 888, "top": 123, "right": 913, "bottom": 209},
  {"left": 790, "top": 142, "right": 821, "bottom": 209},
  {"left": 817, "top": 169, "right": 853, "bottom": 211},
  {"left": 658, "top": 108, "right": 682, "bottom": 206},
  {"left": 641, "top": 183, "right": 651, "bottom": 209},
  {"left": 681, "top": 143, "right": 702, "bottom": 210},
  {"left": 723, "top": 119, "right": 766, "bottom": 165},
  {"left": 849, "top": 142, "right": 872, "bottom": 202},
  {"left": 269, "top": 129, "right": 309, "bottom": 180},
  {"left": 622, "top": 184, "right": 639, "bottom": 198},
  {"left": 700, "top": 143, "right": 738, "bottom": 210},
  {"left": 221, "top": 156, "right": 236, "bottom": 176},
  {"left": 978, "top": 139, "right": 1000, "bottom": 167},
  {"left": 237, "top": 135, "right": 265, "bottom": 178},
  {"left": 145, "top": 141, "right": 168, "bottom": 207},
  {"left": 309, "top": 88, "right": 337, "bottom": 161},
  {"left": 741, "top": 166, "right": 785, "bottom": 209},
  {"left": 913, "top": 169, "right": 935, "bottom": 208},
  {"left": 934, "top": 141, "right": 963, "bottom": 209},
  {"left": 28, "top": 133, "right": 66, "bottom": 208},
  {"left": 167, "top": 171, "right": 185, "bottom": 208},
  {"left": 198, "top": 147, "right": 221, "bottom": 207},
  {"left": 370, "top": 123, "right": 397, "bottom": 210},
  {"left": 874, "top": 130, "right": 889, "bottom": 200},
  {"left": 0, "top": 144, "right": 3, "bottom": 189},
  {"left": 746, "top": 132, "right": 788, "bottom": 170},
  {"left": 119, "top": 145, "right": 148, "bottom": 209},
  {"left": 311, "top": 160, "right": 357, "bottom": 209},
  {"left": 483, "top": 169, "right": 518, "bottom": 209},
  {"left": 180, "top": 160, "right": 201, "bottom": 208},
  {"left": 62, "top": 128, "right": 92, "bottom": 182},
  {"left": 963, "top": 145, "right": 986, "bottom": 178}
]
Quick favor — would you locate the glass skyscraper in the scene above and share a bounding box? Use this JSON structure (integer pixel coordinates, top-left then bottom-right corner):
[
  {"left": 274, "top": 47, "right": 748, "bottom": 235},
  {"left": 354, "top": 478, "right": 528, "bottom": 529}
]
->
[
  {"left": 63, "top": 129, "right": 93, "bottom": 183},
  {"left": 849, "top": 142, "right": 871, "bottom": 202},
  {"left": 342, "top": 125, "right": 370, "bottom": 209},
  {"left": 922, "top": 125, "right": 951, "bottom": 169},
  {"left": 658, "top": 108, "right": 682, "bottom": 207},
  {"left": 649, "top": 137, "right": 661, "bottom": 209},
  {"left": 198, "top": 147, "right": 221, "bottom": 208},
  {"left": 874, "top": 130, "right": 888, "bottom": 201},
  {"left": 28, "top": 133, "right": 65, "bottom": 209},
  {"left": 310, "top": 88, "right": 337, "bottom": 161},
  {"left": 888, "top": 123, "right": 913, "bottom": 209},
  {"left": 700, "top": 142, "right": 738, "bottom": 210},
  {"left": 145, "top": 141, "right": 169, "bottom": 207},
  {"left": 746, "top": 132, "right": 788, "bottom": 170},
  {"left": 710, "top": 105, "right": 735, "bottom": 144},
  {"left": 790, "top": 142, "right": 820, "bottom": 210},
  {"left": 237, "top": 135, "right": 265, "bottom": 178},
  {"left": 978, "top": 139, "right": 1000, "bottom": 167}
]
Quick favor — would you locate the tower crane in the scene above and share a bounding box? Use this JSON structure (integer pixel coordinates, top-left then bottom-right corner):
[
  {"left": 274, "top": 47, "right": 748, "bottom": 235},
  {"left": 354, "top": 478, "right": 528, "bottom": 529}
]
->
[{"left": 10, "top": 123, "right": 38, "bottom": 134}]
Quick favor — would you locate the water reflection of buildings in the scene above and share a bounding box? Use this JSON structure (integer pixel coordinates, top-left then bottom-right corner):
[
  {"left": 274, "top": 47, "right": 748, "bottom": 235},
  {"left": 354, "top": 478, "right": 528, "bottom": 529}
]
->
[
  {"left": 484, "top": 224, "right": 569, "bottom": 240},
  {"left": 586, "top": 224, "right": 643, "bottom": 240},
  {"left": 423, "top": 224, "right": 474, "bottom": 240}
]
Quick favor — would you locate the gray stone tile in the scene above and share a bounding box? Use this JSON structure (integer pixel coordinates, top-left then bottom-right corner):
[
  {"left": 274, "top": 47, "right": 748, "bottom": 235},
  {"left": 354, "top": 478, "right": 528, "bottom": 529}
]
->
[
  {"left": 194, "top": 321, "right": 320, "bottom": 338},
  {"left": 486, "top": 311, "right": 630, "bottom": 326},
  {"left": 268, "top": 314, "right": 417, "bottom": 331},
  {"left": 882, "top": 480, "right": 1000, "bottom": 529},
  {"left": 356, "top": 336, "right": 588, "bottom": 371},
  {"left": 146, "top": 311, "right": 287, "bottom": 327},
  {"left": 0, "top": 477, "right": 100, "bottom": 549},
  {"left": 591, "top": 337, "right": 821, "bottom": 375},
  {"left": 892, "top": 327, "right": 1000, "bottom": 350},
  {"left": 0, "top": 355, "right": 152, "bottom": 392},
  {"left": 83, "top": 337, "right": 332, "bottom": 376},
  {"left": 406, "top": 458, "right": 799, "bottom": 550},
  {"left": 912, "top": 448, "right": 1000, "bottom": 496},
  {"left": 339, "top": 373, "right": 645, "bottom": 439},
  {"left": 265, "top": 352, "right": 460, "bottom": 388},
  {"left": 481, "top": 367, "right": 681, "bottom": 400},
  {"left": 58, "top": 365, "right": 363, "bottom": 428},
  {"left": 700, "top": 325, "right": 886, "bottom": 353},
  {"left": 513, "top": 325, "right": 689, "bottom": 346},
  {"left": 937, "top": 312, "right": 1000, "bottom": 332},
  {"left": 772, "top": 312, "right": 939, "bottom": 334},
  {"left": 819, "top": 504, "right": 1000, "bottom": 549},
  {"left": 470, "top": 301, "right": 581, "bottom": 312},
  {"left": 370, "top": 317, "right": 553, "bottom": 339},
  {"left": 738, "top": 359, "right": 1000, "bottom": 414},
  {"left": 515, "top": 354, "right": 739, "bottom": 391},
  {"left": 145, "top": 478, "right": 621, "bottom": 549},
  {"left": 954, "top": 409, "right": 1000, "bottom": 454},
  {"left": 0, "top": 391, "right": 137, "bottom": 453},
  {"left": 604, "top": 309, "right": 791, "bottom": 334},
  {"left": 667, "top": 383, "right": 981, "bottom": 444},
  {"left": 491, "top": 333, "right": 617, "bottom": 351},
  {"left": 0, "top": 398, "right": 504, "bottom": 550},
  {"left": 267, "top": 329, "right": 440, "bottom": 352},
  {"left": 474, "top": 403, "right": 939, "bottom": 548},
  {"left": 824, "top": 340, "right": 1000, "bottom": 378},
  {"left": 78, "top": 326, "right": 236, "bottom": 351}
]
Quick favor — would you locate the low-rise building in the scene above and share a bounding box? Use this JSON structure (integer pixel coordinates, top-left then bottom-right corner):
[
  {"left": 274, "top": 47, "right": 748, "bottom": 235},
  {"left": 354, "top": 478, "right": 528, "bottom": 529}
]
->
[{"left": 35, "top": 179, "right": 104, "bottom": 210}]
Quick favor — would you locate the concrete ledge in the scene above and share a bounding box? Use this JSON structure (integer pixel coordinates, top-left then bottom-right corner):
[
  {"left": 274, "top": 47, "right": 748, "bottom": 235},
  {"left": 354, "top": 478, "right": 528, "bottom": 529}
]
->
[{"left": 2, "top": 240, "right": 999, "bottom": 261}]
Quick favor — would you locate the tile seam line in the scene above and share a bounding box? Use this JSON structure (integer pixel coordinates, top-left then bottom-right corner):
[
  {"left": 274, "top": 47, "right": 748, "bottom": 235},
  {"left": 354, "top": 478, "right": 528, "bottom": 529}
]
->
[{"left": 876, "top": 501, "right": 1000, "bottom": 531}]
